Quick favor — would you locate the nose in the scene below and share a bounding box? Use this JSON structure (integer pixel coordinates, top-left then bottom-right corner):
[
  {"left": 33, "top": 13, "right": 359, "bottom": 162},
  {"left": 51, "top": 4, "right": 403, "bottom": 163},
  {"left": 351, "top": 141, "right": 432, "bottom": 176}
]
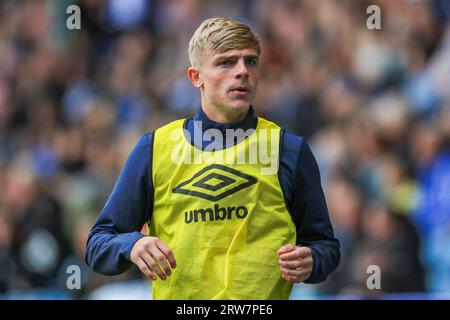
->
[{"left": 235, "top": 59, "right": 249, "bottom": 79}]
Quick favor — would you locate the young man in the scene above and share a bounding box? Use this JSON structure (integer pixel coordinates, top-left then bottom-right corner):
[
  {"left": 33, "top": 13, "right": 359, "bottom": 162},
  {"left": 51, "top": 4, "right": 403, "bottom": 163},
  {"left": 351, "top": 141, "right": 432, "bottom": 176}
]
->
[{"left": 86, "top": 18, "right": 340, "bottom": 299}]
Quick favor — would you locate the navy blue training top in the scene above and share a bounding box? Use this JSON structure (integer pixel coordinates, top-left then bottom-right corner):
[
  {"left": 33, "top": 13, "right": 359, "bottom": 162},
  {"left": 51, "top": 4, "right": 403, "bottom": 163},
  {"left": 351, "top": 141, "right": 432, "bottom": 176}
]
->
[{"left": 85, "top": 106, "right": 340, "bottom": 284}]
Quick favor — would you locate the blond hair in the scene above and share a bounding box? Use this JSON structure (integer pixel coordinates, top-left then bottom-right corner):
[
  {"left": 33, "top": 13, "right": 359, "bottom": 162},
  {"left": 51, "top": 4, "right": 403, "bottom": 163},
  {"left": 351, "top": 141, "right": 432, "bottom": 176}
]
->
[{"left": 188, "top": 17, "right": 261, "bottom": 68}]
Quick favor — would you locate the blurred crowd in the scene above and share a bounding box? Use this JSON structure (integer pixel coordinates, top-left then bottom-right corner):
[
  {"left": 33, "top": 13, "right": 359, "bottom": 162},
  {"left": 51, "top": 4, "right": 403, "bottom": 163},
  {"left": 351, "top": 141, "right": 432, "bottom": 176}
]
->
[{"left": 1, "top": 0, "right": 450, "bottom": 299}]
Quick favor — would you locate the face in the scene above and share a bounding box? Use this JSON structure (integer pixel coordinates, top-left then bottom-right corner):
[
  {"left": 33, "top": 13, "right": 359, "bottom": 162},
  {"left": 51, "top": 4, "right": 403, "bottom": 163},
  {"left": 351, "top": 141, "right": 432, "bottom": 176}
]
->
[{"left": 190, "top": 48, "right": 260, "bottom": 121}]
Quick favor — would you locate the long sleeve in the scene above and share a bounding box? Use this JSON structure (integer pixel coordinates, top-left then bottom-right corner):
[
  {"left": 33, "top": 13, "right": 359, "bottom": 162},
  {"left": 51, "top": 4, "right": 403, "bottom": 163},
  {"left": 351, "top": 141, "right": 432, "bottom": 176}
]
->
[
  {"left": 85, "top": 133, "right": 153, "bottom": 275},
  {"left": 279, "top": 131, "right": 340, "bottom": 284}
]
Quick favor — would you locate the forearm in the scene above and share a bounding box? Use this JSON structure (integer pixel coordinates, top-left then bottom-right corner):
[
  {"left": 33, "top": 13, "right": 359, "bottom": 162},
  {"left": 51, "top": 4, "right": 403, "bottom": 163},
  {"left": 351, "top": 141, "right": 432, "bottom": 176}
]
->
[{"left": 86, "top": 230, "right": 144, "bottom": 275}]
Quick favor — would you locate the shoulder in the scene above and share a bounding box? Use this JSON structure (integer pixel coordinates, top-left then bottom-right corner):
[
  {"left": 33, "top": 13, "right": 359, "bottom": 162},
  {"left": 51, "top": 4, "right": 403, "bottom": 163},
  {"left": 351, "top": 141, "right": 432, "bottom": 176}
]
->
[
  {"left": 281, "top": 131, "right": 319, "bottom": 169},
  {"left": 153, "top": 118, "right": 187, "bottom": 135},
  {"left": 256, "top": 116, "right": 305, "bottom": 153},
  {"left": 256, "top": 116, "right": 283, "bottom": 130},
  {"left": 139, "top": 132, "right": 153, "bottom": 145},
  {"left": 140, "top": 118, "right": 188, "bottom": 146},
  {"left": 281, "top": 130, "right": 305, "bottom": 156},
  {"left": 278, "top": 130, "right": 306, "bottom": 180},
  {"left": 279, "top": 130, "right": 321, "bottom": 179}
]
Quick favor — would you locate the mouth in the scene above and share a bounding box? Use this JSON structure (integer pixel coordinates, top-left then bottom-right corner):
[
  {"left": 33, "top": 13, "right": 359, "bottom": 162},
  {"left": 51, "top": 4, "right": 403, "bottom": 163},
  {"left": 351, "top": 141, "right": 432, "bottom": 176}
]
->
[{"left": 230, "top": 86, "right": 250, "bottom": 93}]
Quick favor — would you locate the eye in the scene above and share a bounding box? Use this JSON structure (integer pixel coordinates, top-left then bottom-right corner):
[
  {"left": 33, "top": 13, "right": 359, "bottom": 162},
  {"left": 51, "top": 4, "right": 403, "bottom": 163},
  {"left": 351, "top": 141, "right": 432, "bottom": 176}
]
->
[
  {"left": 245, "top": 58, "right": 258, "bottom": 66},
  {"left": 218, "top": 60, "right": 233, "bottom": 66}
]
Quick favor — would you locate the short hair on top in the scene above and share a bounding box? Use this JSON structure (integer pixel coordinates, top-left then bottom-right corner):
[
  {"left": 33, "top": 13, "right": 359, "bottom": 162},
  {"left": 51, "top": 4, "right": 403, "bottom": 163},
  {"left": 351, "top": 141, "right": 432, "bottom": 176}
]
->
[{"left": 188, "top": 17, "right": 261, "bottom": 68}]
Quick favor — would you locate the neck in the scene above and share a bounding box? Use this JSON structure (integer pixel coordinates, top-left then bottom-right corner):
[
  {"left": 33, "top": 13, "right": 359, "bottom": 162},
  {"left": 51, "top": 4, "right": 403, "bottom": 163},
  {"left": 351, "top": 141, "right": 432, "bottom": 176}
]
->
[
  {"left": 188, "top": 105, "right": 257, "bottom": 150},
  {"left": 201, "top": 103, "right": 249, "bottom": 124}
]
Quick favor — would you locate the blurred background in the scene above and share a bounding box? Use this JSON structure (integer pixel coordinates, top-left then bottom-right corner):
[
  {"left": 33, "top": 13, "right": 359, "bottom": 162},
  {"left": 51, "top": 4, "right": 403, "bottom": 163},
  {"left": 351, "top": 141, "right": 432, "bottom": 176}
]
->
[{"left": 1, "top": 0, "right": 450, "bottom": 300}]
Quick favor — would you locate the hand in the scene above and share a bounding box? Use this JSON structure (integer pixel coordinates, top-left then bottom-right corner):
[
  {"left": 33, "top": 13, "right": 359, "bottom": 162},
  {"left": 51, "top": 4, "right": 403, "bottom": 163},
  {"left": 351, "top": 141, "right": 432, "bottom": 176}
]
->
[
  {"left": 277, "top": 244, "right": 313, "bottom": 283},
  {"left": 130, "top": 236, "right": 176, "bottom": 281}
]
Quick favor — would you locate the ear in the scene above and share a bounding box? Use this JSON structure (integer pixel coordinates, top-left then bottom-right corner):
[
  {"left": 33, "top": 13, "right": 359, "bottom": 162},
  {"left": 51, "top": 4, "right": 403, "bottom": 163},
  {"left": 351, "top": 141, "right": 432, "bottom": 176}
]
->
[{"left": 187, "top": 67, "right": 203, "bottom": 88}]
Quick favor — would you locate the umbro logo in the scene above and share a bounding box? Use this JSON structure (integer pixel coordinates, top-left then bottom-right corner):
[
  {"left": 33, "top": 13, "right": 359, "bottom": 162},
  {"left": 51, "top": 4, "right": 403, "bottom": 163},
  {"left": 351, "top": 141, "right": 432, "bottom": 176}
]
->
[{"left": 172, "top": 164, "right": 258, "bottom": 201}]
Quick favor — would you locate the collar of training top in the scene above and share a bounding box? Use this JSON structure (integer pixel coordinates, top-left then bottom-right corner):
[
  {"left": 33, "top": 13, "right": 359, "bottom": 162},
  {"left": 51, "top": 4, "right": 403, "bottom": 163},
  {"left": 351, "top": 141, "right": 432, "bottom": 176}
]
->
[{"left": 192, "top": 105, "right": 258, "bottom": 134}]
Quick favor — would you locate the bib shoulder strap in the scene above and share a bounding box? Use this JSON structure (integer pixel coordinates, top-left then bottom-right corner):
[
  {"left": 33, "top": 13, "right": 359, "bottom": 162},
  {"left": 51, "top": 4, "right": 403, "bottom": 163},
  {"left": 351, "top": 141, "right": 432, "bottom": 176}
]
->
[
  {"left": 154, "top": 118, "right": 186, "bottom": 141},
  {"left": 256, "top": 117, "right": 281, "bottom": 130}
]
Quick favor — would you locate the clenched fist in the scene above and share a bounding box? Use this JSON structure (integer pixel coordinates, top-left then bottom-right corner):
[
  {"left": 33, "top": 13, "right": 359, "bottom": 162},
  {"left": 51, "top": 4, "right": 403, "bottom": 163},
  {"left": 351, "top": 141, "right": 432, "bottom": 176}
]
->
[
  {"left": 130, "top": 236, "right": 176, "bottom": 281},
  {"left": 277, "top": 244, "right": 313, "bottom": 283}
]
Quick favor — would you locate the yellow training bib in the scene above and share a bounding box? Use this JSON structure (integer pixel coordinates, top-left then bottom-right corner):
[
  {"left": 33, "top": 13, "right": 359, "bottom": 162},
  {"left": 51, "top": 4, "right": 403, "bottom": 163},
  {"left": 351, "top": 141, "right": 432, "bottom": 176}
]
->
[{"left": 149, "top": 117, "right": 297, "bottom": 299}]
